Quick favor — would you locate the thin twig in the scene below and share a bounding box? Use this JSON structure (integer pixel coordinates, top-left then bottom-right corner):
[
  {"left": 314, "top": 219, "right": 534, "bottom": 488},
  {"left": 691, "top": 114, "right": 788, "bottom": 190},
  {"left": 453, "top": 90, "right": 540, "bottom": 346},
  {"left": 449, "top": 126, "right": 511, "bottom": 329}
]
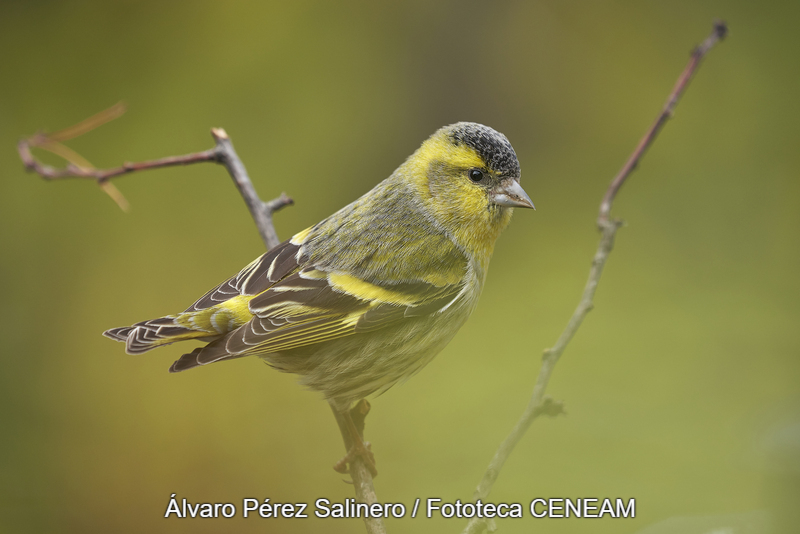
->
[
  {"left": 208, "top": 128, "right": 293, "bottom": 249},
  {"left": 598, "top": 20, "right": 728, "bottom": 225},
  {"left": 330, "top": 401, "right": 386, "bottom": 534},
  {"left": 464, "top": 20, "right": 727, "bottom": 534},
  {"left": 17, "top": 108, "right": 293, "bottom": 249},
  {"left": 18, "top": 136, "right": 219, "bottom": 181}
]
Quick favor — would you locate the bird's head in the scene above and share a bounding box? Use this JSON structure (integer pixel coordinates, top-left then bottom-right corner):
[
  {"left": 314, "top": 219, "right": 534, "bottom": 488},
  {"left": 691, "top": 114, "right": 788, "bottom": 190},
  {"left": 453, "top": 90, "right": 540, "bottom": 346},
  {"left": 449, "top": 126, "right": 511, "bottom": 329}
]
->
[{"left": 402, "top": 122, "right": 533, "bottom": 258}]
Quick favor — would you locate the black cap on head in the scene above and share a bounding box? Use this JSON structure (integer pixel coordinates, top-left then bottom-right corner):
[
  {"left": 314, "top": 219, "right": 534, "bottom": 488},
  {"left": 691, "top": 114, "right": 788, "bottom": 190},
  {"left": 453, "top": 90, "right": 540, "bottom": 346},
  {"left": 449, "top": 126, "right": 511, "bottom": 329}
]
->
[{"left": 447, "top": 122, "right": 520, "bottom": 179}]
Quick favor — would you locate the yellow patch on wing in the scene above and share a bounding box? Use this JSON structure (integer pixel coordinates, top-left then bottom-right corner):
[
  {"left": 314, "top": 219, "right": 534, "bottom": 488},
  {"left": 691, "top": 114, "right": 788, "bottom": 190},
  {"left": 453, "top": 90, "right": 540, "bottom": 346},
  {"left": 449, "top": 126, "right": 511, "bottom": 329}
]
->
[
  {"left": 290, "top": 226, "right": 313, "bottom": 245},
  {"left": 328, "top": 272, "right": 420, "bottom": 306},
  {"left": 250, "top": 311, "right": 363, "bottom": 353},
  {"left": 218, "top": 294, "right": 256, "bottom": 321},
  {"left": 225, "top": 267, "right": 462, "bottom": 358},
  {"left": 175, "top": 294, "right": 255, "bottom": 334}
]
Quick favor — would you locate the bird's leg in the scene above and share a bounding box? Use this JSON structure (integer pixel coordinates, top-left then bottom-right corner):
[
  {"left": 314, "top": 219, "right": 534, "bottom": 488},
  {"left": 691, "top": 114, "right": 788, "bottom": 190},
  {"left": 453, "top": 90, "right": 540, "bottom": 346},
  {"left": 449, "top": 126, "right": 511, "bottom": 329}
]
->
[{"left": 332, "top": 399, "right": 378, "bottom": 477}]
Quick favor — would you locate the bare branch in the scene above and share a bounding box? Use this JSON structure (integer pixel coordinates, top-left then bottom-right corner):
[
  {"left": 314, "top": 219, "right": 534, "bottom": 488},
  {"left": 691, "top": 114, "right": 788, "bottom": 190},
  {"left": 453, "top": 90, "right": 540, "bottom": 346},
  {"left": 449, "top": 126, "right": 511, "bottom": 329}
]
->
[
  {"left": 17, "top": 108, "right": 293, "bottom": 249},
  {"left": 208, "top": 128, "right": 294, "bottom": 250},
  {"left": 18, "top": 136, "right": 218, "bottom": 181},
  {"left": 598, "top": 20, "right": 728, "bottom": 225},
  {"left": 330, "top": 401, "right": 386, "bottom": 534},
  {"left": 464, "top": 20, "right": 727, "bottom": 534}
]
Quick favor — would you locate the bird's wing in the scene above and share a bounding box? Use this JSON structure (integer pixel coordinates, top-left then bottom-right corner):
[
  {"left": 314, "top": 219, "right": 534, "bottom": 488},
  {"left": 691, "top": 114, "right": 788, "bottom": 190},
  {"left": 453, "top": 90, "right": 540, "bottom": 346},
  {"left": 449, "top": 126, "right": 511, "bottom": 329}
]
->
[
  {"left": 184, "top": 239, "right": 304, "bottom": 312},
  {"left": 170, "top": 266, "right": 464, "bottom": 371}
]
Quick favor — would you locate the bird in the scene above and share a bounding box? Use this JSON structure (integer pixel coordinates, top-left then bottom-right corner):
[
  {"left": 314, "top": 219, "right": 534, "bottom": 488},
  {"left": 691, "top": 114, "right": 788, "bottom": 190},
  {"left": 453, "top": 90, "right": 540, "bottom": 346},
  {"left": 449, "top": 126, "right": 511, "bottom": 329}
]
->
[{"left": 104, "top": 122, "right": 534, "bottom": 475}]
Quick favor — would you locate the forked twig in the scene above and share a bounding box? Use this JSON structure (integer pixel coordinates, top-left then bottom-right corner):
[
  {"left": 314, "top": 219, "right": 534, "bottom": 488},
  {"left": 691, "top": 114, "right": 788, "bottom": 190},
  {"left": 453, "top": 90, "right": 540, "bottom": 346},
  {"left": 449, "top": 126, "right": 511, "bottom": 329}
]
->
[
  {"left": 464, "top": 20, "right": 727, "bottom": 534},
  {"left": 17, "top": 106, "right": 292, "bottom": 249}
]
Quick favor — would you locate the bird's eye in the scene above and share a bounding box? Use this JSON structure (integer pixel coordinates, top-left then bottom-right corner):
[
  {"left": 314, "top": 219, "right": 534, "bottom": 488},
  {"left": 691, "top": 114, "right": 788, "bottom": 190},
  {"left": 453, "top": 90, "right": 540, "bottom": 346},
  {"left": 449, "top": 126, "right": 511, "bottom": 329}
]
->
[{"left": 468, "top": 169, "right": 484, "bottom": 183}]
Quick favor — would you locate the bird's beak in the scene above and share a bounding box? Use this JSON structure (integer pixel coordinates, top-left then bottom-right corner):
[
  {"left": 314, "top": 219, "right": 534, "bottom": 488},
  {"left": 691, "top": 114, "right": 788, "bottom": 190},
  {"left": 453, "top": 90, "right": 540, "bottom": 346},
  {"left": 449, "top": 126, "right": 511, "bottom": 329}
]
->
[{"left": 491, "top": 179, "right": 535, "bottom": 209}]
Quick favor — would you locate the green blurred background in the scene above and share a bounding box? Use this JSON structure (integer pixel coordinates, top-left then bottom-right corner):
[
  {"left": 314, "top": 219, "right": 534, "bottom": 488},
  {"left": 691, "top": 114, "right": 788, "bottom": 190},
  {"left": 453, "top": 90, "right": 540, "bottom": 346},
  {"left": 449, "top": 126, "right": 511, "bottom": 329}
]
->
[{"left": 2, "top": 1, "right": 798, "bottom": 533}]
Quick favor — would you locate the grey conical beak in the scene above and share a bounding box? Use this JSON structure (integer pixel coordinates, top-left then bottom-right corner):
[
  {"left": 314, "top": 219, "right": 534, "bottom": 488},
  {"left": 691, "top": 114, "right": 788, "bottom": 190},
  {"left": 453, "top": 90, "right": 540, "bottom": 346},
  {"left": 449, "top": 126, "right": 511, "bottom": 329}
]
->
[{"left": 491, "top": 179, "right": 535, "bottom": 209}]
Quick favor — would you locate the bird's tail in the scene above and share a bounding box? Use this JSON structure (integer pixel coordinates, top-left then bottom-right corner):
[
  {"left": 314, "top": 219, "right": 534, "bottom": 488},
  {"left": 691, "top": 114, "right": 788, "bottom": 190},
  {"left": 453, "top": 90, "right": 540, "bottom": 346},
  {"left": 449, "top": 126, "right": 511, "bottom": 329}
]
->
[{"left": 103, "top": 315, "right": 216, "bottom": 355}]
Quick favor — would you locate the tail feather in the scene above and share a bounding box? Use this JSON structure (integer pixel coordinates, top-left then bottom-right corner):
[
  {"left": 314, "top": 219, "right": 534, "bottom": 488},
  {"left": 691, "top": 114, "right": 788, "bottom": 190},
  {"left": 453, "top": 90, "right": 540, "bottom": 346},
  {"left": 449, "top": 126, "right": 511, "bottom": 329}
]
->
[
  {"left": 103, "top": 316, "right": 215, "bottom": 355},
  {"left": 169, "top": 347, "right": 212, "bottom": 373},
  {"left": 169, "top": 331, "right": 247, "bottom": 373},
  {"left": 103, "top": 326, "right": 134, "bottom": 342}
]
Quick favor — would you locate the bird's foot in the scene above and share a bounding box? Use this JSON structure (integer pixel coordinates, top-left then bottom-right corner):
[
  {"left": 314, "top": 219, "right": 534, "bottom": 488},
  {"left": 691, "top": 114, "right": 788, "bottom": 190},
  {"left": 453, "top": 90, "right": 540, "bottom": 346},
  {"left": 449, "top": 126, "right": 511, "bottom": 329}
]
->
[{"left": 333, "top": 439, "right": 377, "bottom": 476}]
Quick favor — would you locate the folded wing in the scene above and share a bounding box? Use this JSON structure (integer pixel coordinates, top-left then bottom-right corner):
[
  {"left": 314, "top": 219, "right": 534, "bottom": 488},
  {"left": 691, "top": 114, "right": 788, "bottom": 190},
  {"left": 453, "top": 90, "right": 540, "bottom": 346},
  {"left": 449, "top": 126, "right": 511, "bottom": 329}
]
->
[{"left": 169, "top": 265, "right": 464, "bottom": 372}]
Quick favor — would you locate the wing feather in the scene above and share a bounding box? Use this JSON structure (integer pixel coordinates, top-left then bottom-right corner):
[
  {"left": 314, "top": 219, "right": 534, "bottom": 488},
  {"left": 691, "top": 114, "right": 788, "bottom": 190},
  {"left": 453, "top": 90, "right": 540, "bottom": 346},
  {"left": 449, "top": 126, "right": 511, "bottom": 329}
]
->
[
  {"left": 168, "top": 218, "right": 468, "bottom": 373},
  {"left": 237, "top": 269, "right": 463, "bottom": 354},
  {"left": 185, "top": 240, "right": 302, "bottom": 312},
  {"left": 170, "top": 264, "right": 463, "bottom": 372}
]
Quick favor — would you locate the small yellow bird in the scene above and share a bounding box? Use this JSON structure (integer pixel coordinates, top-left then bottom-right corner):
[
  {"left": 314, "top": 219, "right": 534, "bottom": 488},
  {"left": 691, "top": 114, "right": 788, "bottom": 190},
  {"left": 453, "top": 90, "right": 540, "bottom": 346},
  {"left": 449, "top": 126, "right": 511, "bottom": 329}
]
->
[{"left": 104, "top": 122, "right": 533, "bottom": 474}]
